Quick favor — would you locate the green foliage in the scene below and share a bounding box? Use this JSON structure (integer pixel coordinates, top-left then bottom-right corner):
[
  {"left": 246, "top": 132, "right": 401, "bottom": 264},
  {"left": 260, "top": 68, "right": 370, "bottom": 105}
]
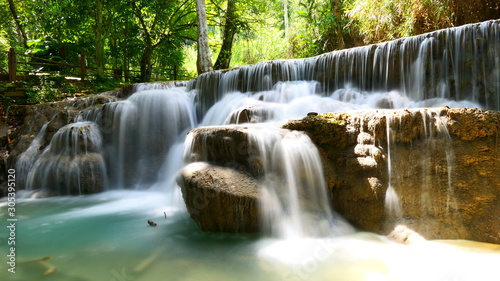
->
[
  {"left": 27, "top": 76, "right": 61, "bottom": 103},
  {"left": 0, "top": 87, "right": 14, "bottom": 109},
  {"left": 231, "top": 19, "right": 289, "bottom": 66},
  {"left": 344, "top": 0, "right": 453, "bottom": 43},
  {"left": 0, "top": 1, "right": 13, "bottom": 49},
  {"left": 5, "top": 76, "right": 121, "bottom": 104},
  {"left": 0, "top": 0, "right": 498, "bottom": 95}
]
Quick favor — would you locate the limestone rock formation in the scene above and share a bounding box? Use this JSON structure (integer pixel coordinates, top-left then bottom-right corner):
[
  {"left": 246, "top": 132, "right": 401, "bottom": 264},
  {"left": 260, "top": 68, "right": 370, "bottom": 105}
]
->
[
  {"left": 180, "top": 107, "right": 499, "bottom": 243},
  {"left": 185, "top": 126, "right": 265, "bottom": 177},
  {"left": 283, "top": 107, "right": 500, "bottom": 244},
  {"left": 7, "top": 94, "right": 118, "bottom": 169},
  {"left": 178, "top": 162, "right": 261, "bottom": 233},
  {"left": 228, "top": 104, "right": 279, "bottom": 124},
  {"left": 22, "top": 122, "right": 107, "bottom": 195}
]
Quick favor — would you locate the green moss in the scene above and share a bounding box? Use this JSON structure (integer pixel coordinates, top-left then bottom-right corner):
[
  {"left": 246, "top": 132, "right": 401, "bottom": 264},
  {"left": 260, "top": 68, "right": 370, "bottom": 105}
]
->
[
  {"left": 283, "top": 113, "right": 351, "bottom": 161},
  {"left": 316, "top": 113, "right": 346, "bottom": 125}
]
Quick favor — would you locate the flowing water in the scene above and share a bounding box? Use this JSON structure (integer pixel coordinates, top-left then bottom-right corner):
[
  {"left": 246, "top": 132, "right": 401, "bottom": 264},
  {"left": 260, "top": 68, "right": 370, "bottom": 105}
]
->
[
  {"left": 2, "top": 191, "right": 499, "bottom": 281},
  {"left": 1, "top": 21, "right": 500, "bottom": 280}
]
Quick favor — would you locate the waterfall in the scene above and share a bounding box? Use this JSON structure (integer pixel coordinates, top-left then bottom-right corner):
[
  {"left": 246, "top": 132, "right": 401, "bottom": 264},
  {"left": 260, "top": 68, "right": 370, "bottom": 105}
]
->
[
  {"left": 381, "top": 108, "right": 467, "bottom": 234},
  {"left": 188, "top": 20, "right": 500, "bottom": 117},
  {"left": 13, "top": 20, "right": 499, "bottom": 240},
  {"left": 5, "top": 20, "right": 500, "bottom": 281},
  {"left": 25, "top": 122, "right": 106, "bottom": 195},
  {"left": 80, "top": 88, "right": 197, "bottom": 188},
  {"left": 384, "top": 114, "right": 403, "bottom": 221},
  {"left": 15, "top": 123, "right": 48, "bottom": 190},
  {"left": 247, "top": 127, "right": 354, "bottom": 238}
]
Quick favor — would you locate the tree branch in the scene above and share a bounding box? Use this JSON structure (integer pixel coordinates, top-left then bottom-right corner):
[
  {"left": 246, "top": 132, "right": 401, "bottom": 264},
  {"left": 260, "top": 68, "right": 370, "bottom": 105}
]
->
[
  {"left": 8, "top": 0, "right": 29, "bottom": 48},
  {"left": 130, "top": 0, "right": 152, "bottom": 44}
]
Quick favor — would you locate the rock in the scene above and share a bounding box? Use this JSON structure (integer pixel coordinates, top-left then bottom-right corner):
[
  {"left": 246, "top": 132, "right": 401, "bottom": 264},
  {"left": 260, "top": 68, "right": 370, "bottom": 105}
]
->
[
  {"left": 283, "top": 107, "right": 500, "bottom": 244},
  {"left": 27, "top": 152, "right": 106, "bottom": 196},
  {"left": 0, "top": 123, "right": 10, "bottom": 149},
  {"left": 7, "top": 94, "right": 118, "bottom": 169},
  {"left": 228, "top": 104, "right": 280, "bottom": 124},
  {"left": 147, "top": 219, "right": 157, "bottom": 227},
  {"left": 180, "top": 108, "right": 499, "bottom": 242},
  {"left": 177, "top": 108, "right": 499, "bottom": 242},
  {"left": 177, "top": 162, "right": 261, "bottom": 233},
  {"left": 388, "top": 225, "right": 426, "bottom": 244},
  {"left": 70, "top": 153, "right": 107, "bottom": 194},
  {"left": 185, "top": 126, "right": 265, "bottom": 177},
  {"left": 23, "top": 122, "right": 107, "bottom": 195}
]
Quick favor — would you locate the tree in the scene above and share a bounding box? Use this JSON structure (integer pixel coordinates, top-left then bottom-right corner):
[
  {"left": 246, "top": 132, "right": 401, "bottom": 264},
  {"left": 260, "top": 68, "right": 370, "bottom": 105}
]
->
[
  {"left": 213, "top": 0, "right": 237, "bottom": 70},
  {"left": 130, "top": 0, "right": 197, "bottom": 82},
  {"left": 289, "top": 0, "right": 358, "bottom": 57},
  {"left": 7, "top": 0, "right": 28, "bottom": 48},
  {"left": 29, "top": 0, "right": 108, "bottom": 73},
  {"left": 196, "top": 0, "right": 213, "bottom": 74},
  {"left": 95, "top": 0, "right": 105, "bottom": 78}
]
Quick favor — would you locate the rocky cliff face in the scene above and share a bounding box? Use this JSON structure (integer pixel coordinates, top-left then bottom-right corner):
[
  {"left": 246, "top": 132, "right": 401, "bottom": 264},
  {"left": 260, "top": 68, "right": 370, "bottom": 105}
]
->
[
  {"left": 180, "top": 108, "right": 499, "bottom": 243},
  {"left": 284, "top": 107, "right": 499, "bottom": 243}
]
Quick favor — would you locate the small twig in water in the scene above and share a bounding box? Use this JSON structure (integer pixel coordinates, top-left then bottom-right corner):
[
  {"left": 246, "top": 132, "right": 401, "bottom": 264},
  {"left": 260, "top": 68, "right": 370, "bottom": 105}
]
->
[
  {"left": 20, "top": 256, "right": 56, "bottom": 275},
  {"left": 164, "top": 211, "right": 167, "bottom": 219},
  {"left": 147, "top": 219, "right": 157, "bottom": 227},
  {"left": 38, "top": 259, "right": 57, "bottom": 275},
  {"left": 133, "top": 245, "right": 166, "bottom": 273}
]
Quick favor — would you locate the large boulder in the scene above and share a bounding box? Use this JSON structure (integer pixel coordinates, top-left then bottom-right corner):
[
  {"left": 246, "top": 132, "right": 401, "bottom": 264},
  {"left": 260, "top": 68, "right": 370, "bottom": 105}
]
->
[
  {"left": 178, "top": 162, "right": 261, "bottom": 233},
  {"left": 283, "top": 107, "right": 500, "bottom": 244}
]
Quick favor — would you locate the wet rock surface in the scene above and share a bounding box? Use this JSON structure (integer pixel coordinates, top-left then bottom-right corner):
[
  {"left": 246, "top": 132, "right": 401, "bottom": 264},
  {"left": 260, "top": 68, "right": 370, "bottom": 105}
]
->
[
  {"left": 185, "top": 126, "right": 265, "bottom": 177},
  {"left": 178, "top": 162, "right": 261, "bottom": 233},
  {"left": 6, "top": 95, "right": 118, "bottom": 169},
  {"left": 24, "top": 122, "right": 107, "bottom": 195},
  {"left": 283, "top": 107, "right": 500, "bottom": 244}
]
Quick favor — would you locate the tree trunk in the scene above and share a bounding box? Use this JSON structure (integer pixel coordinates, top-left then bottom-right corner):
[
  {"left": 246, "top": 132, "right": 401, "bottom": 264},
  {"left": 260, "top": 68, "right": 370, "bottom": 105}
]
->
[
  {"left": 196, "top": 0, "right": 213, "bottom": 74},
  {"left": 284, "top": 0, "right": 289, "bottom": 40},
  {"left": 7, "top": 0, "right": 28, "bottom": 48},
  {"left": 214, "top": 0, "right": 237, "bottom": 70},
  {"left": 140, "top": 46, "right": 153, "bottom": 82},
  {"left": 8, "top": 48, "right": 17, "bottom": 81},
  {"left": 95, "top": 0, "right": 105, "bottom": 79}
]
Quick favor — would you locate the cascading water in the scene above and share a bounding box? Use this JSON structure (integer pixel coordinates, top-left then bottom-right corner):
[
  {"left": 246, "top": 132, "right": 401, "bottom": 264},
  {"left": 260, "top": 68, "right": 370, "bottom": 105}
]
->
[
  {"left": 379, "top": 108, "right": 471, "bottom": 238},
  {"left": 384, "top": 114, "right": 403, "bottom": 221},
  {"left": 14, "top": 123, "right": 48, "bottom": 191},
  {"left": 2, "top": 20, "right": 499, "bottom": 281},
  {"left": 25, "top": 122, "right": 106, "bottom": 195},
  {"left": 189, "top": 20, "right": 500, "bottom": 114},
  {"left": 246, "top": 127, "right": 354, "bottom": 238},
  {"left": 80, "top": 88, "right": 197, "bottom": 188}
]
